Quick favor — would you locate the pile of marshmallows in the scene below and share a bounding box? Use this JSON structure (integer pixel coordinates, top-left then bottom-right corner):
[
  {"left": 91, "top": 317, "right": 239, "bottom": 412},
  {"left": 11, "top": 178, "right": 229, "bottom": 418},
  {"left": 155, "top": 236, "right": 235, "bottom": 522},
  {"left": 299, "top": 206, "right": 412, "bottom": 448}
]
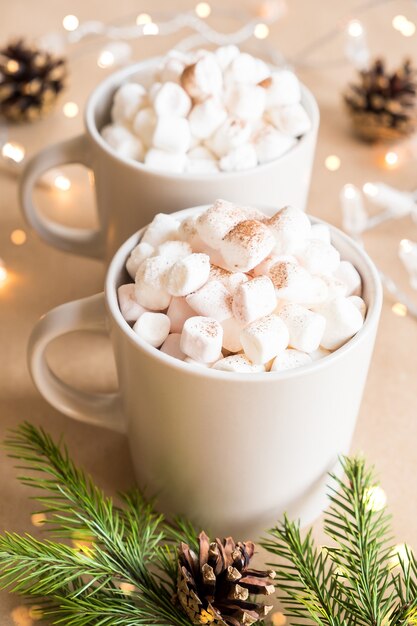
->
[
  {"left": 117, "top": 201, "right": 366, "bottom": 374},
  {"left": 101, "top": 46, "right": 311, "bottom": 174}
]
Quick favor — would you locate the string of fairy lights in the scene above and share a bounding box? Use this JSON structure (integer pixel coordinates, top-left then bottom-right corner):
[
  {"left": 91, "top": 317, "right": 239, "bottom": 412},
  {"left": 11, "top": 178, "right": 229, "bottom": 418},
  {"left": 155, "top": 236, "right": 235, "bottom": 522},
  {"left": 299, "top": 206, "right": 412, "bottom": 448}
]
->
[{"left": 1, "top": 0, "right": 417, "bottom": 324}]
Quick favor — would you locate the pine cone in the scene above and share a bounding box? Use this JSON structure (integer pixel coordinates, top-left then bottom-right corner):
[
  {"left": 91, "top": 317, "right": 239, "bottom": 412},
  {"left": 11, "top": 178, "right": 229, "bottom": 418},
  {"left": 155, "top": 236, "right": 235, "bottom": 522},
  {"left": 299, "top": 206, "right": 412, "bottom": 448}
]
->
[
  {"left": 177, "top": 532, "right": 275, "bottom": 626},
  {"left": 0, "top": 39, "right": 67, "bottom": 122},
  {"left": 344, "top": 58, "right": 417, "bottom": 142}
]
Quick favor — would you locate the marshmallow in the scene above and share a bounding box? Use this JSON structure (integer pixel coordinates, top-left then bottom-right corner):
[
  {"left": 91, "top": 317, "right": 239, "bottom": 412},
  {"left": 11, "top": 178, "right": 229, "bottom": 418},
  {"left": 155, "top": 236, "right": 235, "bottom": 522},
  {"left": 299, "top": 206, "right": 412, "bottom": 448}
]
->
[
  {"left": 157, "top": 240, "right": 192, "bottom": 262},
  {"left": 334, "top": 261, "right": 362, "bottom": 296},
  {"left": 265, "top": 70, "right": 301, "bottom": 107},
  {"left": 268, "top": 103, "right": 311, "bottom": 137},
  {"left": 157, "top": 56, "right": 187, "bottom": 84},
  {"left": 232, "top": 276, "right": 277, "bottom": 324},
  {"left": 219, "top": 144, "right": 258, "bottom": 172},
  {"left": 213, "top": 354, "right": 265, "bottom": 373},
  {"left": 181, "top": 54, "right": 223, "bottom": 100},
  {"left": 221, "top": 317, "right": 244, "bottom": 352},
  {"left": 188, "top": 98, "right": 227, "bottom": 140},
  {"left": 186, "top": 279, "right": 232, "bottom": 321},
  {"left": 111, "top": 83, "right": 147, "bottom": 123},
  {"left": 253, "top": 254, "right": 297, "bottom": 276},
  {"left": 240, "top": 314, "right": 289, "bottom": 364},
  {"left": 167, "top": 296, "right": 195, "bottom": 333},
  {"left": 214, "top": 45, "right": 240, "bottom": 70},
  {"left": 178, "top": 216, "right": 207, "bottom": 252},
  {"left": 253, "top": 124, "right": 296, "bottom": 164},
  {"left": 310, "top": 347, "right": 331, "bottom": 361},
  {"left": 348, "top": 295, "right": 367, "bottom": 318},
  {"left": 118, "top": 284, "right": 147, "bottom": 323},
  {"left": 132, "top": 107, "right": 157, "bottom": 147},
  {"left": 269, "top": 261, "right": 329, "bottom": 306},
  {"left": 101, "top": 125, "right": 144, "bottom": 161},
  {"left": 226, "top": 53, "right": 270, "bottom": 84},
  {"left": 267, "top": 206, "right": 311, "bottom": 254},
  {"left": 314, "top": 297, "right": 364, "bottom": 351},
  {"left": 160, "top": 333, "right": 186, "bottom": 360},
  {"left": 141, "top": 213, "right": 180, "bottom": 247},
  {"left": 133, "top": 312, "right": 170, "bottom": 347},
  {"left": 226, "top": 84, "right": 266, "bottom": 121},
  {"left": 145, "top": 149, "right": 187, "bottom": 173},
  {"left": 209, "top": 265, "right": 248, "bottom": 293},
  {"left": 196, "top": 199, "right": 246, "bottom": 249},
  {"left": 297, "top": 239, "right": 340, "bottom": 276},
  {"left": 135, "top": 256, "right": 173, "bottom": 310},
  {"left": 310, "top": 223, "right": 331, "bottom": 244},
  {"left": 152, "top": 117, "right": 191, "bottom": 153},
  {"left": 126, "top": 242, "right": 155, "bottom": 279},
  {"left": 152, "top": 82, "right": 191, "bottom": 118},
  {"left": 221, "top": 220, "right": 276, "bottom": 272},
  {"left": 319, "top": 274, "right": 348, "bottom": 299},
  {"left": 166, "top": 253, "right": 211, "bottom": 296},
  {"left": 181, "top": 316, "right": 223, "bottom": 362},
  {"left": 206, "top": 117, "right": 252, "bottom": 158},
  {"left": 270, "top": 349, "right": 312, "bottom": 372},
  {"left": 279, "top": 303, "right": 326, "bottom": 353}
]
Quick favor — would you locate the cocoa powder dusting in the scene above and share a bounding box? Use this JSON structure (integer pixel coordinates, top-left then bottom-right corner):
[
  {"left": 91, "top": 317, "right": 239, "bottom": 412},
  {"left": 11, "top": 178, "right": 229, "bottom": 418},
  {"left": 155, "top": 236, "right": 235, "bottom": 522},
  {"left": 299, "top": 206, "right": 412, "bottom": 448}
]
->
[{"left": 269, "top": 262, "right": 290, "bottom": 288}]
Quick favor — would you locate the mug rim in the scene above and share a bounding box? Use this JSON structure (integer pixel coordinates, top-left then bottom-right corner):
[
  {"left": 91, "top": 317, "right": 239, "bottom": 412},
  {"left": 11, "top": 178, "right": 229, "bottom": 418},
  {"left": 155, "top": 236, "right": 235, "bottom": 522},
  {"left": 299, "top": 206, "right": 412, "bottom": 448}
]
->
[
  {"left": 105, "top": 205, "right": 383, "bottom": 382},
  {"left": 84, "top": 55, "right": 320, "bottom": 182}
]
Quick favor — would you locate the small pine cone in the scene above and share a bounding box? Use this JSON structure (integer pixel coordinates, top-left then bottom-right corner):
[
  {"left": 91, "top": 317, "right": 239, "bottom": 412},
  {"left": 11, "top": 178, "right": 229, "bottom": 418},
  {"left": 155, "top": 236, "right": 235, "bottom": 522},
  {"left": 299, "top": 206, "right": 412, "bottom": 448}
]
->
[
  {"left": 177, "top": 532, "right": 275, "bottom": 626},
  {"left": 344, "top": 58, "right": 417, "bottom": 142},
  {"left": 0, "top": 39, "right": 67, "bottom": 122}
]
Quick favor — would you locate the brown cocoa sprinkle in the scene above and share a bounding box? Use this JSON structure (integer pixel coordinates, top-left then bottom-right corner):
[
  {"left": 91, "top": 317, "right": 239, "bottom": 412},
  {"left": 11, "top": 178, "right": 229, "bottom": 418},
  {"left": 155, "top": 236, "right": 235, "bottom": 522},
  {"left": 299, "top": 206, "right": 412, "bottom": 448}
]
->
[
  {"left": 202, "top": 320, "right": 219, "bottom": 337},
  {"left": 224, "top": 220, "right": 267, "bottom": 248},
  {"left": 258, "top": 76, "right": 273, "bottom": 89},
  {"left": 269, "top": 262, "right": 291, "bottom": 288}
]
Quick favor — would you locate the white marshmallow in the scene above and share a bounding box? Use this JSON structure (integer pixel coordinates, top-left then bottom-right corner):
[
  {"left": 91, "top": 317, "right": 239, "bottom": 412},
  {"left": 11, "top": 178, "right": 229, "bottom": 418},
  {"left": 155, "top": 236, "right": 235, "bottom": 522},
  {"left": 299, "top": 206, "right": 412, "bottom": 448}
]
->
[
  {"left": 152, "top": 117, "right": 191, "bottom": 153},
  {"left": 348, "top": 295, "right": 367, "bottom": 318},
  {"left": 145, "top": 148, "right": 187, "bottom": 173},
  {"left": 157, "top": 240, "right": 192, "bottom": 262},
  {"left": 126, "top": 242, "right": 155, "bottom": 279},
  {"left": 178, "top": 216, "right": 207, "bottom": 252},
  {"left": 186, "top": 279, "right": 232, "bottom": 321},
  {"left": 166, "top": 253, "right": 211, "bottom": 297},
  {"left": 101, "top": 125, "right": 144, "bottom": 161},
  {"left": 181, "top": 316, "right": 223, "bottom": 363},
  {"left": 232, "top": 276, "right": 277, "bottom": 324},
  {"left": 135, "top": 256, "right": 173, "bottom": 310},
  {"left": 206, "top": 117, "right": 252, "bottom": 158},
  {"left": 267, "top": 206, "right": 311, "bottom": 254},
  {"left": 111, "top": 83, "right": 147, "bottom": 123},
  {"left": 253, "top": 254, "right": 297, "bottom": 276},
  {"left": 132, "top": 107, "right": 157, "bottom": 147},
  {"left": 152, "top": 82, "right": 191, "bottom": 118},
  {"left": 214, "top": 45, "right": 240, "bottom": 71},
  {"left": 270, "top": 348, "right": 312, "bottom": 372},
  {"left": 157, "top": 56, "right": 187, "bottom": 84},
  {"left": 141, "top": 213, "right": 180, "bottom": 247},
  {"left": 310, "top": 347, "right": 331, "bottom": 361},
  {"left": 269, "top": 261, "right": 328, "bottom": 306},
  {"left": 319, "top": 274, "right": 348, "bottom": 299},
  {"left": 226, "top": 84, "right": 266, "bottom": 121},
  {"left": 221, "top": 220, "right": 276, "bottom": 272},
  {"left": 166, "top": 297, "right": 195, "bottom": 333},
  {"left": 213, "top": 354, "right": 265, "bottom": 373},
  {"left": 265, "top": 70, "right": 301, "bottom": 107},
  {"left": 219, "top": 144, "right": 258, "bottom": 172},
  {"left": 297, "top": 239, "right": 340, "bottom": 276},
  {"left": 279, "top": 303, "right": 326, "bottom": 353},
  {"left": 253, "top": 124, "right": 296, "bottom": 164},
  {"left": 240, "top": 314, "right": 289, "bottom": 364},
  {"left": 188, "top": 98, "right": 227, "bottom": 140},
  {"left": 160, "top": 333, "right": 186, "bottom": 360},
  {"left": 118, "top": 284, "right": 147, "bottom": 323},
  {"left": 334, "top": 261, "right": 362, "bottom": 296},
  {"left": 181, "top": 53, "right": 223, "bottom": 100},
  {"left": 310, "top": 223, "right": 331, "bottom": 244},
  {"left": 268, "top": 103, "right": 311, "bottom": 137},
  {"left": 221, "top": 317, "right": 244, "bottom": 352},
  {"left": 226, "top": 53, "right": 270, "bottom": 84},
  {"left": 196, "top": 199, "right": 246, "bottom": 249},
  {"left": 133, "top": 312, "right": 170, "bottom": 347},
  {"left": 315, "top": 297, "right": 364, "bottom": 351},
  {"left": 188, "top": 146, "right": 216, "bottom": 160},
  {"left": 209, "top": 265, "right": 248, "bottom": 293}
]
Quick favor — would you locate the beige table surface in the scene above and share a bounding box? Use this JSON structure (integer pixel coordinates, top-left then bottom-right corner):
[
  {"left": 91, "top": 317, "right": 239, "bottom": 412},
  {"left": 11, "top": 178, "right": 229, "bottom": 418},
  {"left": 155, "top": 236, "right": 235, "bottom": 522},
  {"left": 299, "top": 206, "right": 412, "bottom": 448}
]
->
[{"left": 1, "top": 0, "right": 417, "bottom": 623}]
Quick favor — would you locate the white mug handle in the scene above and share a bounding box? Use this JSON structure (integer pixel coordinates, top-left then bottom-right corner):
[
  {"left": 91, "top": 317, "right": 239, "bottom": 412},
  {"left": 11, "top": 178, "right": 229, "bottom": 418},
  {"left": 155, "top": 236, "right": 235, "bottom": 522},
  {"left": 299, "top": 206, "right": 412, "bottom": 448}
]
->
[
  {"left": 19, "top": 135, "right": 105, "bottom": 260},
  {"left": 28, "top": 293, "right": 125, "bottom": 433}
]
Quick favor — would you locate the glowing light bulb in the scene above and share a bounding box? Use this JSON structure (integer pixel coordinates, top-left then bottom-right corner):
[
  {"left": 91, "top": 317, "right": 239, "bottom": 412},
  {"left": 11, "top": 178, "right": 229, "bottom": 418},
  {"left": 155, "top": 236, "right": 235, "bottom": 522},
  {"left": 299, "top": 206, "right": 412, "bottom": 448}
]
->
[
  {"left": 10, "top": 229, "right": 27, "bottom": 245},
  {"left": 347, "top": 19, "right": 363, "bottom": 37},
  {"left": 271, "top": 612, "right": 287, "bottom": 626},
  {"left": 340, "top": 184, "right": 367, "bottom": 236},
  {"left": 384, "top": 151, "right": 399, "bottom": 168},
  {"left": 254, "top": 23, "right": 270, "bottom": 39},
  {"left": 400, "top": 21, "right": 415, "bottom": 37},
  {"left": 63, "top": 101, "right": 79, "bottom": 118},
  {"left": 29, "top": 606, "right": 43, "bottom": 621},
  {"left": 392, "top": 15, "right": 408, "bottom": 30},
  {"left": 363, "top": 182, "right": 378, "bottom": 197},
  {"left": 0, "top": 262, "right": 8, "bottom": 287},
  {"left": 143, "top": 22, "right": 159, "bottom": 35},
  {"left": 364, "top": 485, "right": 387, "bottom": 511},
  {"left": 325, "top": 155, "right": 341, "bottom": 171},
  {"left": 195, "top": 2, "right": 211, "bottom": 18},
  {"left": 392, "top": 302, "right": 408, "bottom": 317},
  {"left": 54, "top": 174, "right": 71, "bottom": 191},
  {"left": 6, "top": 59, "right": 20, "bottom": 73},
  {"left": 119, "top": 582, "right": 138, "bottom": 594},
  {"left": 97, "top": 50, "right": 115, "bottom": 68},
  {"left": 31, "top": 512, "right": 47, "bottom": 527},
  {"left": 389, "top": 543, "right": 411, "bottom": 568},
  {"left": 399, "top": 239, "right": 417, "bottom": 289},
  {"left": 2, "top": 141, "right": 25, "bottom": 163},
  {"left": 62, "top": 14, "right": 79, "bottom": 31},
  {"left": 136, "top": 13, "right": 152, "bottom": 25}
]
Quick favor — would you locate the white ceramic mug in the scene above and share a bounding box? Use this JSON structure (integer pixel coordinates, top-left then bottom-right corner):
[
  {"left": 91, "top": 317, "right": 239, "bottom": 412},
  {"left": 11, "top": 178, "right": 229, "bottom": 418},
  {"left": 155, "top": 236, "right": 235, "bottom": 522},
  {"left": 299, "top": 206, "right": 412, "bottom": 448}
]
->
[
  {"left": 28, "top": 207, "right": 382, "bottom": 538},
  {"left": 20, "top": 58, "right": 319, "bottom": 264}
]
